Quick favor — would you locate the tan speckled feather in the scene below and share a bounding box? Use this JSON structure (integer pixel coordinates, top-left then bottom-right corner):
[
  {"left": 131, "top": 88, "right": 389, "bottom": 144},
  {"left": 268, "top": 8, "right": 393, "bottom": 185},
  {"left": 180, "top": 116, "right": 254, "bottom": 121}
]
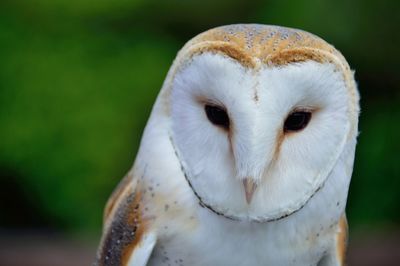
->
[{"left": 160, "top": 24, "right": 358, "bottom": 138}]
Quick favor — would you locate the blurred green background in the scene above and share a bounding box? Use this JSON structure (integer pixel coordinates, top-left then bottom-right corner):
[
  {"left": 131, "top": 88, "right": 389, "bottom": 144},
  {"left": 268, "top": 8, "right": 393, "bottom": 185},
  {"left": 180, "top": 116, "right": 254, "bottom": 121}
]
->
[{"left": 0, "top": 0, "right": 399, "bottom": 239}]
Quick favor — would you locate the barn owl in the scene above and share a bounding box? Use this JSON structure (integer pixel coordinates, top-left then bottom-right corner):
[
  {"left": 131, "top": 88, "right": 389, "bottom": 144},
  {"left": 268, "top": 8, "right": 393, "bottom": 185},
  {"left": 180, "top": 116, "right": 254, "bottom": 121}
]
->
[{"left": 95, "top": 24, "right": 359, "bottom": 266}]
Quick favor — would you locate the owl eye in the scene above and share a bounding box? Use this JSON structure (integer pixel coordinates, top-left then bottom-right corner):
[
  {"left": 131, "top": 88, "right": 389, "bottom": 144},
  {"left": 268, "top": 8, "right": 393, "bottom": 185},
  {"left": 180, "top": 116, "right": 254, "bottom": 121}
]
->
[
  {"left": 204, "top": 104, "right": 230, "bottom": 129},
  {"left": 284, "top": 111, "right": 312, "bottom": 132}
]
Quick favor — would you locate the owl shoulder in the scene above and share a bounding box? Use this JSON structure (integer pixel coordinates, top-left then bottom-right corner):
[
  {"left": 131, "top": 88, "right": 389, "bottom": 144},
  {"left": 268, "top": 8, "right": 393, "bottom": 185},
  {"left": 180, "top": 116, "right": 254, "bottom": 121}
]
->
[{"left": 96, "top": 172, "right": 157, "bottom": 266}]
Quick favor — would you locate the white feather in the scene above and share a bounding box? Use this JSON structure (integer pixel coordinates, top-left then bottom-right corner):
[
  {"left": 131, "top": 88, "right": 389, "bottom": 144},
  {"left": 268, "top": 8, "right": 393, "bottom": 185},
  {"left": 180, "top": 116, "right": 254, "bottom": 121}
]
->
[{"left": 169, "top": 53, "right": 351, "bottom": 221}]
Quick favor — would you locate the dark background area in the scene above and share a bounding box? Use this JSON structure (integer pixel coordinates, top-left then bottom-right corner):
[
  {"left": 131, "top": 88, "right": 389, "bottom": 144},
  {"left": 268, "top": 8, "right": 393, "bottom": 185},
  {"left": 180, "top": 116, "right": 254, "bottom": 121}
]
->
[{"left": 0, "top": 0, "right": 399, "bottom": 265}]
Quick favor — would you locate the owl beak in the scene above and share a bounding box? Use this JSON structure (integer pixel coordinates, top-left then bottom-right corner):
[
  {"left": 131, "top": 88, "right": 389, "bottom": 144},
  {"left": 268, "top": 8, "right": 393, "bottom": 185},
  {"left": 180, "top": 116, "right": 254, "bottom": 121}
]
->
[{"left": 243, "top": 178, "right": 257, "bottom": 204}]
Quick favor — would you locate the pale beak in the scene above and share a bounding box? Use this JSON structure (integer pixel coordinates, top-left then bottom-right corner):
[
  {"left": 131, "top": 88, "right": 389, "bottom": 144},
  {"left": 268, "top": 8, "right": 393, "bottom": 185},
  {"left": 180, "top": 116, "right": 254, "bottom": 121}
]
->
[{"left": 243, "top": 178, "right": 257, "bottom": 204}]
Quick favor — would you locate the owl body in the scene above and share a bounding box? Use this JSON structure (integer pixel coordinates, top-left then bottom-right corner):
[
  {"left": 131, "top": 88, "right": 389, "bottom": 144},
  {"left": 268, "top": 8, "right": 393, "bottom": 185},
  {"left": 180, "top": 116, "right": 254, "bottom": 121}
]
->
[
  {"left": 96, "top": 24, "right": 359, "bottom": 266},
  {"left": 133, "top": 128, "right": 352, "bottom": 266}
]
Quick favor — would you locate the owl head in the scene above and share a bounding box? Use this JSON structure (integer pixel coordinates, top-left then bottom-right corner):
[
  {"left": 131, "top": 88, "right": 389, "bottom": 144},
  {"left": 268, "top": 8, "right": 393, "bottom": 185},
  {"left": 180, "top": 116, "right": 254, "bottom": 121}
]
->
[{"left": 151, "top": 24, "right": 359, "bottom": 222}]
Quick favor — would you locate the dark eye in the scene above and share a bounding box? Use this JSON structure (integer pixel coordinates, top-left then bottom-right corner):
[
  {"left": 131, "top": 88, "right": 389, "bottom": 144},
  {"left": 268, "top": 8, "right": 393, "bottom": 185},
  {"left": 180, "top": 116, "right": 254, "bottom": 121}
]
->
[
  {"left": 284, "top": 111, "right": 312, "bottom": 132},
  {"left": 205, "top": 104, "right": 230, "bottom": 129}
]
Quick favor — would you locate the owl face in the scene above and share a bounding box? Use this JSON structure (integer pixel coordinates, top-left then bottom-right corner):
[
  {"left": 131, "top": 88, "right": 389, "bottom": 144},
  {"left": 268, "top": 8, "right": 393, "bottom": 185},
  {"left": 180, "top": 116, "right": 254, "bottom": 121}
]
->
[{"left": 165, "top": 25, "right": 358, "bottom": 222}]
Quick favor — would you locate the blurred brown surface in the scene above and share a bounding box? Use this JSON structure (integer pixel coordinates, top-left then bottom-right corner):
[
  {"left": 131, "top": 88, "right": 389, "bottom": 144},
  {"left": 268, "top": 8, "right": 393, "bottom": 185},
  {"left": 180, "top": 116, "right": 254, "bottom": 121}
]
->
[
  {"left": 347, "top": 230, "right": 400, "bottom": 266},
  {"left": 0, "top": 233, "right": 96, "bottom": 266},
  {"left": 0, "top": 231, "right": 399, "bottom": 266}
]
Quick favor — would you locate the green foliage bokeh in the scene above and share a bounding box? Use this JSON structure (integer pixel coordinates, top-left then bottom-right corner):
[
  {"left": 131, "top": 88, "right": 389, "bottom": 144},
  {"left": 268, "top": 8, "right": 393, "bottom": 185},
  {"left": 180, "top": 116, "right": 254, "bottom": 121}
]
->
[{"left": 0, "top": 0, "right": 398, "bottom": 233}]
